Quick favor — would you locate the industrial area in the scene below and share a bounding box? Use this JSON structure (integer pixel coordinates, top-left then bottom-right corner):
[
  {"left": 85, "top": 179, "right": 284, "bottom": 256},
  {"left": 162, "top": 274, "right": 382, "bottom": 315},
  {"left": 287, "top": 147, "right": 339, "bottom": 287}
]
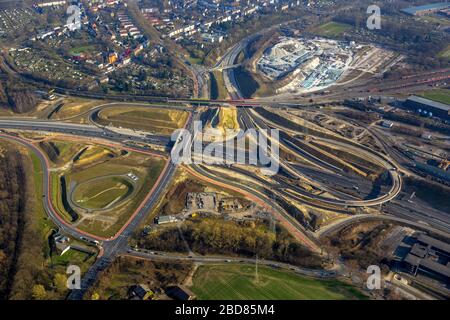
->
[{"left": 258, "top": 37, "right": 360, "bottom": 93}]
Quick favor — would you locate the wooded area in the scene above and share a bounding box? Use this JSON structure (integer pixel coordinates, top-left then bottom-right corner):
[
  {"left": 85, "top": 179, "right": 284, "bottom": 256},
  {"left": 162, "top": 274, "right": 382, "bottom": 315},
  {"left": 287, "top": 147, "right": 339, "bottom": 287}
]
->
[
  {"left": 0, "top": 142, "right": 68, "bottom": 300},
  {"left": 0, "top": 143, "right": 43, "bottom": 299},
  {"left": 0, "top": 78, "right": 38, "bottom": 113},
  {"left": 138, "top": 218, "right": 323, "bottom": 268}
]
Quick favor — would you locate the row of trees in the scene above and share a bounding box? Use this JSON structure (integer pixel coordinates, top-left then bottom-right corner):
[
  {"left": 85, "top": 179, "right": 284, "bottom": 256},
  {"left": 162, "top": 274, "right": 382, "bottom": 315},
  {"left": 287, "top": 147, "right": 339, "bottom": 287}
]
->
[{"left": 139, "top": 218, "right": 323, "bottom": 268}]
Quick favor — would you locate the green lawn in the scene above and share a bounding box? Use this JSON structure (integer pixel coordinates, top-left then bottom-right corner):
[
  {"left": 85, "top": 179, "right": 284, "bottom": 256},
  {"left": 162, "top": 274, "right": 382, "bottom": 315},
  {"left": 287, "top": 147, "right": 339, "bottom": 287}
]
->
[
  {"left": 53, "top": 141, "right": 82, "bottom": 162},
  {"left": 438, "top": 45, "right": 450, "bottom": 60},
  {"left": 210, "top": 71, "right": 228, "bottom": 100},
  {"left": 71, "top": 154, "right": 166, "bottom": 237},
  {"left": 73, "top": 177, "right": 133, "bottom": 210},
  {"left": 52, "top": 248, "right": 94, "bottom": 267},
  {"left": 420, "top": 16, "right": 450, "bottom": 28},
  {"left": 419, "top": 88, "right": 450, "bottom": 105},
  {"left": 314, "top": 22, "right": 352, "bottom": 37},
  {"left": 29, "top": 150, "right": 56, "bottom": 242},
  {"left": 190, "top": 264, "right": 367, "bottom": 300},
  {"left": 69, "top": 45, "right": 98, "bottom": 56}
]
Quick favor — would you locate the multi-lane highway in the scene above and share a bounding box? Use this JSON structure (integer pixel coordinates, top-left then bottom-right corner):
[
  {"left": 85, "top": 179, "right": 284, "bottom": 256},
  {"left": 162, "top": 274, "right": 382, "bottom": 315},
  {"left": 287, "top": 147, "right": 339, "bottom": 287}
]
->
[
  {"left": 0, "top": 119, "right": 171, "bottom": 147},
  {"left": 239, "top": 106, "right": 403, "bottom": 208},
  {"left": 0, "top": 111, "right": 193, "bottom": 299}
]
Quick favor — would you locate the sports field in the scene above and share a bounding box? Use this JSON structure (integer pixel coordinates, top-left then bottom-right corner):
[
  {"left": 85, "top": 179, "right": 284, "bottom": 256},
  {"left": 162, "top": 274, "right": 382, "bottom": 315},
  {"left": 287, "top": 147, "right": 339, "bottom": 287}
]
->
[
  {"left": 419, "top": 88, "right": 450, "bottom": 105},
  {"left": 314, "top": 22, "right": 352, "bottom": 37},
  {"left": 190, "top": 264, "right": 366, "bottom": 300}
]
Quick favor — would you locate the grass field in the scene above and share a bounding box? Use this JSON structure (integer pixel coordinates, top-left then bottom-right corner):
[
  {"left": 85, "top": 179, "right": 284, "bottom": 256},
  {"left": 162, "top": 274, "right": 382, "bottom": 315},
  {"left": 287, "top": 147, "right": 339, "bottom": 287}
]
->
[
  {"left": 314, "top": 22, "right": 352, "bottom": 37},
  {"left": 218, "top": 107, "right": 239, "bottom": 131},
  {"left": 73, "top": 177, "right": 134, "bottom": 210},
  {"left": 420, "top": 15, "right": 450, "bottom": 28},
  {"left": 39, "top": 137, "right": 166, "bottom": 237},
  {"left": 97, "top": 107, "right": 189, "bottom": 135},
  {"left": 190, "top": 264, "right": 366, "bottom": 300},
  {"left": 50, "top": 97, "right": 101, "bottom": 120},
  {"left": 40, "top": 140, "right": 83, "bottom": 165},
  {"left": 69, "top": 45, "right": 98, "bottom": 56},
  {"left": 438, "top": 45, "right": 450, "bottom": 60},
  {"left": 74, "top": 145, "right": 116, "bottom": 166},
  {"left": 68, "top": 152, "right": 166, "bottom": 237},
  {"left": 419, "top": 88, "right": 450, "bottom": 105},
  {"left": 210, "top": 71, "right": 229, "bottom": 100}
]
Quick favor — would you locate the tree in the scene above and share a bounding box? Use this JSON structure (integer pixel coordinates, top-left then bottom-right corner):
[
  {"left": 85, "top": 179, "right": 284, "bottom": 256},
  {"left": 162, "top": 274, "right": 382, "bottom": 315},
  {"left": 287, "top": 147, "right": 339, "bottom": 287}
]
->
[
  {"left": 91, "top": 292, "right": 100, "bottom": 300},
  {"left": 53, "top": 273, "right": 67, "bottom": 293},
  {"left": 32, "top": 285, "right": 47, "bottom": 300},
  {"left": 0, "top": 250, "right": 6, "bottom": 269}
]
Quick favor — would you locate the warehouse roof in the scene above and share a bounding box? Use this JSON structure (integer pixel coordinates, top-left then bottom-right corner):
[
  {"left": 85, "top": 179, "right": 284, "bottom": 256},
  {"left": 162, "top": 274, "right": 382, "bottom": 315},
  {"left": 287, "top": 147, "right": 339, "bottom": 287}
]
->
[{"left": 406, "top": 95, "right": 450, "bottom": 112}]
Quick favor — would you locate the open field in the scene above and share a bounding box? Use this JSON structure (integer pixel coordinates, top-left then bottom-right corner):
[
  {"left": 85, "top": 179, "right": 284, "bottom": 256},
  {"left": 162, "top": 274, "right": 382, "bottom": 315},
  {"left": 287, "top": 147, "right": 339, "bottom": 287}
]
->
[
  {"left": 218, "top": 107, "right": 239, "bottom": 131},
  {"left": 51, "top": 248, "right": 96, "bottom": 273},
  {"left": 69, "top": 45, "right": 99, "bottom": 56},
  {"left": 97, "top": 107, "right": 189, "bottom": 135},
  {"left": 439, "top": 45, "right": 450, "bottom": 60},
  {"left": 74, "top": 145, "right": 118, "bottom": 166},
  {"left": 48, "top": 98, "right": 102, "bottom": 121},
  {"left": 39, "top": 140, "right": 84, "bottom": 166},
  {"left": 420, "top": 15, "right": 450, "bottom": 28},
  {"left": 38, "top": 137, "right": 166, "bottom": 237},
  {"left": 190, "top": 264, "right": 366, "bottom": 300},
  {"left": 66, "top": 151, "right": 165, "bottom": 237},
  {"left": 73, "top": 176, "right": 134, "bottom": 210},
  {"left": 210, "top": 71, "right": 228, "bottom": 100},
  {"left": 419, "top": 88, "right": 450, "bottom": 105},
  {"left": 313, "top": 22, "right": 352, "bottom": 37}
]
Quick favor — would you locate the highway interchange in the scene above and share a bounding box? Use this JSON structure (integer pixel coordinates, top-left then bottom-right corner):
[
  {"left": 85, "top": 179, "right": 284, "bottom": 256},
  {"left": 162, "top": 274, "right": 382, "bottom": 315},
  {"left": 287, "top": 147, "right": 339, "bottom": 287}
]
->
[
  {"left": 1, "top": 94, "right": 449, "bottom": 299},
  {"left": 0, "top": 26, "right": 449, "bottom": 299}
]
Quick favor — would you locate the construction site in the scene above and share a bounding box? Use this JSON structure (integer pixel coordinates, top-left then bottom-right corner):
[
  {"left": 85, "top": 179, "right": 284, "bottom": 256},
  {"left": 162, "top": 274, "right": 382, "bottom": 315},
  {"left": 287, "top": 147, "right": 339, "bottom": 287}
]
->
[{"left": 257, "top": 37, "right": 396, "bottom": 94}]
